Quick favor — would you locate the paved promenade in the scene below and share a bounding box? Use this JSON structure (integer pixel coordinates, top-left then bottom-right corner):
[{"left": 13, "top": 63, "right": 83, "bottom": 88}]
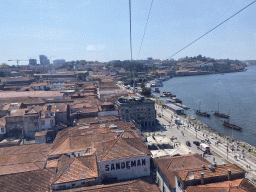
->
[{"left": 155, "top": 103, "right": 256, "bottom": 183}]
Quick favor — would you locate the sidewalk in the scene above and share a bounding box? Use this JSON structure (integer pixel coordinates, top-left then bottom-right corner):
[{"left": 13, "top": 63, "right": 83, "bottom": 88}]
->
[{"left": 155, "top": 103, "right": 256, "bottom": 181}]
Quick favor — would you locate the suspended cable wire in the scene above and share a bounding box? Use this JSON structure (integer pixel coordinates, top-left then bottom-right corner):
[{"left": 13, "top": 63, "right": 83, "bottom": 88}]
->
[
  {"left": 137, "top": 0, "right": 154, "bottom": 59},
  {"left": 129, "top": 0, "right": 133, "bottom": 61},
  {"left": 168, "top": 0, "right": 256, "bottom": 60}
]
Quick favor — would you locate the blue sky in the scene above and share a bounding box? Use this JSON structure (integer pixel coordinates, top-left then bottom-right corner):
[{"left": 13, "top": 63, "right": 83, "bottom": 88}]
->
[{"left": 0, "top": 0, "right": 256, "bottom": 65}]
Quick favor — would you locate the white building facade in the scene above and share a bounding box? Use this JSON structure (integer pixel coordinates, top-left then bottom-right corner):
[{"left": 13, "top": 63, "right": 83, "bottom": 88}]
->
[{"left": 98, "top": 155, "right": 150, "bottom": 180}]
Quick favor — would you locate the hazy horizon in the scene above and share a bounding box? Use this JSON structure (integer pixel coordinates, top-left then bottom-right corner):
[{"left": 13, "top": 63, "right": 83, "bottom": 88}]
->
[{"left": 1, "top": 0, "right": 256, "bottom": 65}]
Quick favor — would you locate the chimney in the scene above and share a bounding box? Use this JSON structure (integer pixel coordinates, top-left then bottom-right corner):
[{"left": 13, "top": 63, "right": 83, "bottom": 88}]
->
[
  {"left": 228, "top": 169, "right": 232, "bottom": 180},
  {"left": 200, "top": 172, "right": 204, "bottom": 185}
]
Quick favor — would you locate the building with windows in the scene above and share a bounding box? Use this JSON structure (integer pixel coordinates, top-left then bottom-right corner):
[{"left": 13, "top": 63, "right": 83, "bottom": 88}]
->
[
  {"left": 29, "top": 59, "right": 37, "bottom": 65},
  {"left": 53, "top": 59, "right": 65, "bottom": 65},
  {"left": 116, "top": 96, "right": 156, "bottom": 128},
  {"left": 39, "top": 55, "right": 50, "bottom": 65},
  {"left": 154, "top": 153, "right": 247, "bottom": 192}
]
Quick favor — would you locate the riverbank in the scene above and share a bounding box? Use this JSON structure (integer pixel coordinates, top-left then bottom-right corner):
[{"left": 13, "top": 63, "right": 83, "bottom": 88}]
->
[{"left": 152, "top": 95, "right": 256, "bottom": 158}]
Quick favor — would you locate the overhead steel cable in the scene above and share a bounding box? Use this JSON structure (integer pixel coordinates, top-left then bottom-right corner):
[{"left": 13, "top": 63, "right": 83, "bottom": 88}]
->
[
  {"left": 137, "top": 0, "right": 154, "bottom": 59},
  {"left": 129, "top": 0, "right": 133, "bottom": 61},
  {"left": 168, "top": 0, "right": 256, "bottom": 59}
]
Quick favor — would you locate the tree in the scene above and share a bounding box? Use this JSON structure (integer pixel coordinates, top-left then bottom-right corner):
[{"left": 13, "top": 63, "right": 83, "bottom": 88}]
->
[
  {"left": 78, "top": 73, "right": 87, "bottom": 81},
  {"left": 141, "top": 87, "right": 151, "bottom": 96},
  {"left": 0, "top": 63, "right": 9, "bottom": 68},
  {"left": 80, "top": 60, "right": 87, "bottom": 65},
  {"left": 44, "top": 87, "right": 51, "bottom": 91},
  {"left": 140, "top": 82, "right": 145, "bottom": 89}
]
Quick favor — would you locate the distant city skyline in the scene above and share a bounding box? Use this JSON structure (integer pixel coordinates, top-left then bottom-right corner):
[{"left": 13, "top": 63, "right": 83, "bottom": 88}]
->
[{"left": 1, "top": 0, "right": 256, "bottom": 65}]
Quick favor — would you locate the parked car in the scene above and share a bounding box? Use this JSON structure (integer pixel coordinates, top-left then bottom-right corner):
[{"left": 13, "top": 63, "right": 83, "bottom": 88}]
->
[
  {"left": 186, "top": 141, "right": 191, "bottom": 147},
  {"left": 193, "top": 141, "right": 200, "bottom": 146}
]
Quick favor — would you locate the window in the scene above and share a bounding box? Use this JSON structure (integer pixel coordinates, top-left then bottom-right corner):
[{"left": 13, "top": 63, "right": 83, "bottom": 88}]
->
[
  {"left": 1, "top": 128, "right": 4, "bottom": 133},
  {"left": 72, "top": 184, "right": 76, "bottom": 187},
  {"left": 41, "top": 120, "right": 45, "bottom": 126},
  {"left": 50, "top": 119, "right": 54, "bottom": 126}
]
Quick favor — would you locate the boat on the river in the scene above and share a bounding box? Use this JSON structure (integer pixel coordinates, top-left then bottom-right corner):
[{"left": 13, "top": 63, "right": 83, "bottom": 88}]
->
[
  {"left": 160, "top": 91, "right": 174, "bottom": 97},
  {"left": 195, "top": 101, "right": 211, "bottom": 117},
  {"left": 223, "top": 120, "right": 242, "bottom": 131},
  {"left": 214, "top": 103, "right": 229, "bottom": 118},
  {"left": 196, "top": 110, "right": 211, "bottom": 117},
  {"left": 154, "top": 87, "right": 160, "bottom": 93},
  {"left": 167, "top": 98, "right": 182, "bottom": 104}
]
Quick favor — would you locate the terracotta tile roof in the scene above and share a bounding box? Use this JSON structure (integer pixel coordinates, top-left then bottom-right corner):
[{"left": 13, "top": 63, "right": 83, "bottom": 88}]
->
[
  {"left": 100, "top": 102, "right": 114, "bottom": 106},
  {"left": 55, "top": 103, "right": 68, "bottom": 112},
  {"left": 35, "top": 131, "right": 48, "bottom": 137},
  {"left": 0, "top": 152, "right": 46, "bottom": 166},
  {"left": 0, "top": 97, "right": 46, "bottom": 105},
  {"left": 0, "top": 143, "right": 51, "bottom": 175},
  {"left": 46, "top": 159, "right": 58, "bottom": 168},
  {"left": 185, "top": 178, "right": 256, "bottom": 192},
  {"left": 58, "top": 177, "right": 160, "bottom": 192},
  {"left": 154, "top": 153, "right": 211, "bottom": 188},
  {"left": 30, "top": 82, "right": 49, "bottom": 87},
  {"left": 175, "top": 164, "right": 245, "bottom": 182},
  {"left": 50, "top": 121, "right": 139, "bottom": 157},
  {"left": 53, "top": 154, "right": 98, "bottom": 184},
  {"left": 96, "top": 137, "right": 151, "bottom": 161},
  {"left": 0, "top": 91, "right": 63, "bottom": 99},
  {"left": 76, "top": 116, "right": 119, "bottom": 125},
  {"left": 0, "top": 168, "right": 55, "bottom": 192},
  {"left": 76, "top": 107, "right": 99, "bottom": 114},
  {"left": 72, "top": 103, "right": 95, "bottom": 109},
  {"left": 8, "top": 108, "right": 27, "bottom": 116},
  {"left": 0, "top": 117, "right": 6, "bottom": 127},
  {"left": 0, "top": 163, "right": 43, "bottom": 176},
  {"left": 0, "top": 143, "right": 51, "bottom": 156}
]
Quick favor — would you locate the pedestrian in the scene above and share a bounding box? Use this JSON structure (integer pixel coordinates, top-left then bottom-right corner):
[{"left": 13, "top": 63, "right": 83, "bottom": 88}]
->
[
  {"left": 249, "top": 165, "right": 251, "bottom": 170},
  {"left": 246, "top": 165, "right": 248, "bottom": 169},
  {"left": 213, "top": 157, "right": 215, "bottom": 162}
]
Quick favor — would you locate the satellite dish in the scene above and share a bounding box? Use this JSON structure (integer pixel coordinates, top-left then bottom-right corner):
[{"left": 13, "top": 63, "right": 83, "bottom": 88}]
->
[{"left": 188, "top": 173, "right": 194, "bottom": 180}]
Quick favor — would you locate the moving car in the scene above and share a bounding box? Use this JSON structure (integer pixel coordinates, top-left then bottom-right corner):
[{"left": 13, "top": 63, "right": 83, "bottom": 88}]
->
[
  {"left": 200, "top": 143, "right": 210, "bottom": 153},
  {"left": 193, "top": 141, "right": 200, "bottom": 146},
  {"left": 186, "top": 141, "right": 191, "bottom": 146},
  {"left": 155, "top": 119, "right": 160, "bottom": 124}
]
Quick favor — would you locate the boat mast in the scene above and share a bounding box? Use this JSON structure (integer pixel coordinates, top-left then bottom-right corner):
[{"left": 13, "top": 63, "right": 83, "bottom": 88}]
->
[{"left": 227, "top": 110, "right": 230, "bottom": 123}]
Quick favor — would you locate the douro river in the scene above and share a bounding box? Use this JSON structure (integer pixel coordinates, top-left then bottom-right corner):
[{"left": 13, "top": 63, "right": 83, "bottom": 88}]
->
[{"left": 154, "top": 66, "right": 256, "bottom": 147}]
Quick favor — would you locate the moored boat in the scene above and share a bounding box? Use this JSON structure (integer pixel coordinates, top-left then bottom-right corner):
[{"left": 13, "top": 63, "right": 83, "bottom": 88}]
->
[
  {"left": 154, "top": 87, "right": 160, "bottom": 93},
  {"left": 196, "top": 110, "right": 211, "bottom": 117},
  {"left": 195, "top": 101, "right": 210, "bottom": 117},
  {"left": 214, "top": 112, "right": 230, "bottom": 118},
  {"left": 214, "top": 103, "right": 229, "bottom": 118},
  {"left": 223, "top": 121, "right": 242, "bottom": 131}
]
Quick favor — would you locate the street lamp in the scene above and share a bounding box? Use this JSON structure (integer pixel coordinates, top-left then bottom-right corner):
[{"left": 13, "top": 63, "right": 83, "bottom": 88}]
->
[
  {"left": 195, "top": 128, "right": 198, "bottom": 139},
  {"left": 227, "top": 144, "right": 229, "bottom": 160}
]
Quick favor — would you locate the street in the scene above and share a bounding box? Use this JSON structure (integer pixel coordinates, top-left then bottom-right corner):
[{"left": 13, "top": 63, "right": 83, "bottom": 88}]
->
[{"left": 154, "top": 103, "right": 256, "bottom": 182}]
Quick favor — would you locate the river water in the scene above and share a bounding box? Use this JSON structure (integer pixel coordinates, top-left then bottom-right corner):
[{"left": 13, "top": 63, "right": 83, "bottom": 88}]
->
[{"left": 154, "top": 66, "right": 256, "bottom": 147}]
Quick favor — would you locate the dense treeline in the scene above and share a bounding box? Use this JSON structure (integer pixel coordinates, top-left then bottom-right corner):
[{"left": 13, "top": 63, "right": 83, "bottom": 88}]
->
[{"left": 107, "top": 60, "right": 149, "bottom": 72}]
